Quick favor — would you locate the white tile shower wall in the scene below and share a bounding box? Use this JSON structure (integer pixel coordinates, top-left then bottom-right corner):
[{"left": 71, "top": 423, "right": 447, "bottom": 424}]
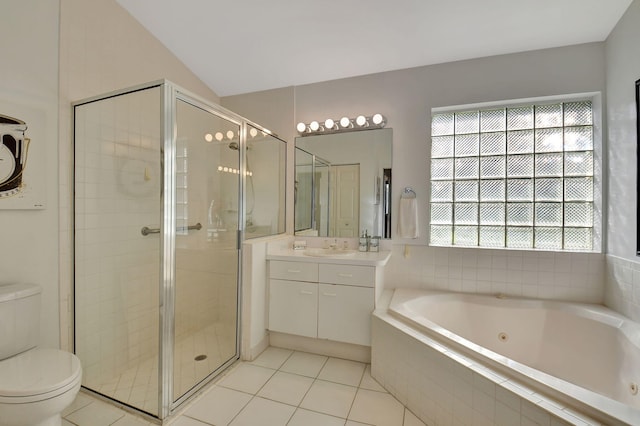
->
[
  {"left": 384, "top": 245, "right": 605, "bottom": 303},
  {"left": 605, "top": 255, "right": 640, "bottom": 322},
  {"left": 74, "top": 89, "right": 162, "bottom": 386}
]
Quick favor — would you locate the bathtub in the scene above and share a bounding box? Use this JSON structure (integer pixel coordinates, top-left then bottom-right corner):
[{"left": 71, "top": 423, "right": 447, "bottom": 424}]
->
[{"left": 372, "top": 289, "right": 640, "bottom": 425}]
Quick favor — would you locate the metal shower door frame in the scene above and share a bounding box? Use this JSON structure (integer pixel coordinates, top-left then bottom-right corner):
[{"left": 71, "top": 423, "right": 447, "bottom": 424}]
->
[{"left": 160, "top": 82, "right": 248, "bottom": 418}]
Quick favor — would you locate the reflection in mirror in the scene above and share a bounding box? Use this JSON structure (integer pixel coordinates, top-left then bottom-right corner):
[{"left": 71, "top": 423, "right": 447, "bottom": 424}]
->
[
  {"left": 244, "top": 125, "right": 286, "bottom": 239},
  {"left": 294, "top": 148, "right": 330, "bottom": 236},
  {"left": 295, "top": 128, "right": 392, "bottom": 238}
]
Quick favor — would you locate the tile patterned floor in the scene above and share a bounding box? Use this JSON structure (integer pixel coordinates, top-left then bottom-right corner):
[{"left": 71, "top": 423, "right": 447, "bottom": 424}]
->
[
  {"left": 82, "top": 322, "right": 235, "bottom": 414},
  {"left": 62, "top": 347, "right": 426, "bottom": 426}
]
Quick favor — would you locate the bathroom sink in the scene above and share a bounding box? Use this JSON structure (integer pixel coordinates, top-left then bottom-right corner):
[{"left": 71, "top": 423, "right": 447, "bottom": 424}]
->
[{"left": 303, "top": 248, "right": 357, "bottom": 257}]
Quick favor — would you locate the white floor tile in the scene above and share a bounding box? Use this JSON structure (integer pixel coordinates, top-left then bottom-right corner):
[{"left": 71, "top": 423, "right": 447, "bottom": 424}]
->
[
  {"left": 183, "top": 386, "right": 251, "bottom": 425},
  {"left": 62, "top": 392, "right": 95, "bottom": 417},
  {"left": 279, "top": 351, "right": 328, "bottom": 378},
  {"left": 61, "top": 350, "right": 426, "bottom": 426},
  {"left": 218, "top": 363, "right": 276, "bottom": 394},
  {"left": 318, "top": 357, "right": 366, "bottom": 387},
  {"left": 349, "top": 388, "right": 404, "bottom": 426},
  {"left": 360, "top": 365, "right": 386, "bottom": 392},
  {"left": 111, "top": 414, "right": 153, "bottom": 425},
  {"left": 229, "top": 397, "right": 295, "bottom": 426},
  {"left": 288, "top": 408, "right": 346, "bottom": 426},
  {"left": 250, "top": 347, "right": 293, "bottom": 369},
  {"left": 300, "top": 379, "right": 357, "bottom": 418},
  {"left": 257, "top": 371, "right": 314, "bottom": 406},
  {"left": 167, "top": 416, "right": 211, "bottom": 426},
  {"left": 64, "top": 399, "right": 126, "bottom": 426},
  {"left": 403, "top": 408, "right": 427, "bottom": 426}
]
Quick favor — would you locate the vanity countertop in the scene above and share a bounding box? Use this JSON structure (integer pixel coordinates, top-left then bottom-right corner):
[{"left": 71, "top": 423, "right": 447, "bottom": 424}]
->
[{"left": 266, "top": 249, "right": 391, "bottom": 266}]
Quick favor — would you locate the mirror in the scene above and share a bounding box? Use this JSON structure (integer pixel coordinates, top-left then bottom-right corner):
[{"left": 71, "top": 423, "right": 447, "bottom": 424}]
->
[{"left": 295, "top": 128, "right": 392, "bottom": 238}]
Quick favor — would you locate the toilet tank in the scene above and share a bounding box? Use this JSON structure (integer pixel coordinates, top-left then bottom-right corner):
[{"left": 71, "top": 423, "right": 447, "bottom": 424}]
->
[{"left": 0, "top": 283, "right": 42, "bottom": 360}]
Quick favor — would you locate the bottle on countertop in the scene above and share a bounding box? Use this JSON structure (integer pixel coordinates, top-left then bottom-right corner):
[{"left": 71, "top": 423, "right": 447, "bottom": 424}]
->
[{"left": 359, "top": 230, "right": 369, "bottom": 252}]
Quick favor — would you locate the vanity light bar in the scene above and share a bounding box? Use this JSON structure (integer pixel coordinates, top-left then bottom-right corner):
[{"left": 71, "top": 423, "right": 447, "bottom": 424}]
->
[
  {"left": 296, "top": 113, "right": 386, "bottom": 136},
  {"left": 204, "top": 127, "right": 266, "bottom": 143},
  {"left": 217, "top": 165, "right": 252, "bottom": 176}
]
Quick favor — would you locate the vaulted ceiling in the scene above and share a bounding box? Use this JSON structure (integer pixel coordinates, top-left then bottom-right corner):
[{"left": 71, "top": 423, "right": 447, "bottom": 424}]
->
[{"left": 117, "top": 0, "right": 632, "bottom": 97}]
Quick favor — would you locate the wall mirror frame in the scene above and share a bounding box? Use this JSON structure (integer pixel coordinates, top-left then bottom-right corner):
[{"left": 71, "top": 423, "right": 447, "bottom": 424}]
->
[
  {"left": 294, "top": 128, "right": 392, "bottom": 239},
  {"left": 636, "top": 78, "right": 640, "bottom": 255}
]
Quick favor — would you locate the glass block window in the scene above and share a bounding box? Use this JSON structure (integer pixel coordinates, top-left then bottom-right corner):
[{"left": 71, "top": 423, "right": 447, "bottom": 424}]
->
[{"left": 430, "top": 100, "right": 594, "bottom": 251}]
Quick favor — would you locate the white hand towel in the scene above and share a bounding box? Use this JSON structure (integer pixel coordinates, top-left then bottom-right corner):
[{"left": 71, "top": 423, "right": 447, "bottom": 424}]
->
[{"left": 398, "top": 197, "right": 418, "bottom": 238}]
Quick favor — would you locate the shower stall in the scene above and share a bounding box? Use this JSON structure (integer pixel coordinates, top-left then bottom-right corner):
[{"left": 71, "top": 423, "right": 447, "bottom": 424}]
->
[{"left": 73, "top": 81, "right": 285, "bottom": 420}]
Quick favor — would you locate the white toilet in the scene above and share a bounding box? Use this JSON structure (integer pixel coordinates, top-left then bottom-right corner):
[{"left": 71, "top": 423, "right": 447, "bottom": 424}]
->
[{"left": 0, "top": 283, "right": 82, "bottom": 426}]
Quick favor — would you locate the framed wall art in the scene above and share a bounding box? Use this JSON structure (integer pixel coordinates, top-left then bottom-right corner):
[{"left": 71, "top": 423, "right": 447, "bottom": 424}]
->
[{"left": 0, "top": 99, "right": 46, "bottom": 209}]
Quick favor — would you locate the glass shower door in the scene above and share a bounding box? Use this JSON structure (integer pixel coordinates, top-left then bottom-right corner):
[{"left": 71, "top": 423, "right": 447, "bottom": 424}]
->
[
  {"left": 74, "top": 86, "right": 163, "bottom": 416},
  {"left": 171, "top": 99, "right": 240, "bottom": 403}
]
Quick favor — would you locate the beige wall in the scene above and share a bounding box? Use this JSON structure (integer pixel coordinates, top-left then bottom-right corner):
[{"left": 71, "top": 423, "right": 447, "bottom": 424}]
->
[
  {"left": 58, "top": 0, "right": 219, "bottom": 351},
  {"left": 604, "top": 0, "right": 640, "bottom": 319},
  {"left": 223, "top": 43, "right": 606, "bottom": 246},
  {"left": 0, "top": 1, "right": 60, "bottom": 349},
  {"left": 605, "top": 0, "right": 640, "bottom": 261},
  {"left": 224, "top": 43, "right": 609, "bottom": 338}
]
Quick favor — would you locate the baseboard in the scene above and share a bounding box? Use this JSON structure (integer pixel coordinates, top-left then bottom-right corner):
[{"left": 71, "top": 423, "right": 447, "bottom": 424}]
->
[{"left": 269, "top": 332, "right": 371, "bottom": 363}]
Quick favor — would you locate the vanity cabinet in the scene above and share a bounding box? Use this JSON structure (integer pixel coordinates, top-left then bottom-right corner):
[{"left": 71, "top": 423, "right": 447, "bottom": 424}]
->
[{"left": 268, "top": 260, "right": 375, "bottom": 346}]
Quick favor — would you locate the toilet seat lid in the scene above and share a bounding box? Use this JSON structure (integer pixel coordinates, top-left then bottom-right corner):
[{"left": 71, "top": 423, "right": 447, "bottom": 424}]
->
[{"left": 0, "top": 348, "right": 82, "bottom": 398}]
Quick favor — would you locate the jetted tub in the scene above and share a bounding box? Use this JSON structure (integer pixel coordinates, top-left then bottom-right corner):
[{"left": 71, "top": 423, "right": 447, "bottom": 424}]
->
[{"left": 382, "top": 289, "right": 640, "bottom": 425}]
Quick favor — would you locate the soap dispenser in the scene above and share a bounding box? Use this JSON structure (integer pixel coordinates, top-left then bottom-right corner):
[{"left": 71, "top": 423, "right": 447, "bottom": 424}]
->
[{"left": 359, "top": 230, "right": 369, "bottom": 252}]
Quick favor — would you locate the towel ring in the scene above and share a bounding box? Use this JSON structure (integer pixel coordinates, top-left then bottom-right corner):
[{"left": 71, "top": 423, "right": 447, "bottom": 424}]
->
[{"left": 402, "top": 187, "right": 416, "bottom": 199}]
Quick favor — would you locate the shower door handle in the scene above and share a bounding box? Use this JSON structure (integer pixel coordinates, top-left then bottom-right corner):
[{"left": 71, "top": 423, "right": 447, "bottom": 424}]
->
[{"left": 141, "top": 222, "right": 202, "bottom": 236}]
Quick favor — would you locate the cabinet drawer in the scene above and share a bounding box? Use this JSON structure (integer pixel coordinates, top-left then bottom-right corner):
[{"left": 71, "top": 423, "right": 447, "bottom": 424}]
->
[
  {"left": 268, "top": 279, "right": 317, "bottom": 338},
  {"left": 269, "top": 260, "right": 318, "bottom": 282},
  {"left": 319, "top": 264, "right": 374, "bottom": 287}
]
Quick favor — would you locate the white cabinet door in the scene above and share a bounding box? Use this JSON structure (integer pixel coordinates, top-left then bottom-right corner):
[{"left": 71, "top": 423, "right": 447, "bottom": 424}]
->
[
  {"left": 269, "top": 280, "right": 317, "bottom": 338},
  {"left": 318, "top": 283, "right": 374, "bottom": 346}
]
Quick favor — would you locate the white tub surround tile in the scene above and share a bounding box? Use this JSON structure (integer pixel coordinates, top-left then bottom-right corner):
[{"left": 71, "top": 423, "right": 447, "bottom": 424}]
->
[
  {"left": 605, "top": 255, "right": 640, "bottom": 322},
  {"left": 385, "top": 245, "right": 605, "bottom": 304},
  {"left": 372, "top": 309, "right": 611, "bottom": 426}
]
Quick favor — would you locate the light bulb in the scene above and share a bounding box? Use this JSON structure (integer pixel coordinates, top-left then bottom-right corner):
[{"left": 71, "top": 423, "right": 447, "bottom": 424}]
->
[
  {"left": 223, "top": 167, "right": 229, "bottom": 172},
  {"left": 340, "top": 117, "right": 351, "bottom": 128},
  {"left": 372, "top": 113, "right": 384, "bottom": 125},
  {"left": 249, "top": 128, "right": 258, "bottom": 137},
  {"left": 296, "top": 122, "right": 307, "bottom": 133},
  {"left": 356, "top": 115, "right": 367, "bottom": 127},
  {"left": 226, "top": 130, "right": 234, "bottom": 140},
  {"left": 204, "top": 133, "right": 213, "bottom": 142},
  {"left": 325, "top": 118, "right": 335, "bottom": 130},
  {"left": 309, "top": 121, "right": 320, "bottom": 132},
  {"left": 215, "top": 132, "right": 223, "bottom": 141},
  {"left": 217, "top": 166, "right": 223, "bottom": 171}
]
